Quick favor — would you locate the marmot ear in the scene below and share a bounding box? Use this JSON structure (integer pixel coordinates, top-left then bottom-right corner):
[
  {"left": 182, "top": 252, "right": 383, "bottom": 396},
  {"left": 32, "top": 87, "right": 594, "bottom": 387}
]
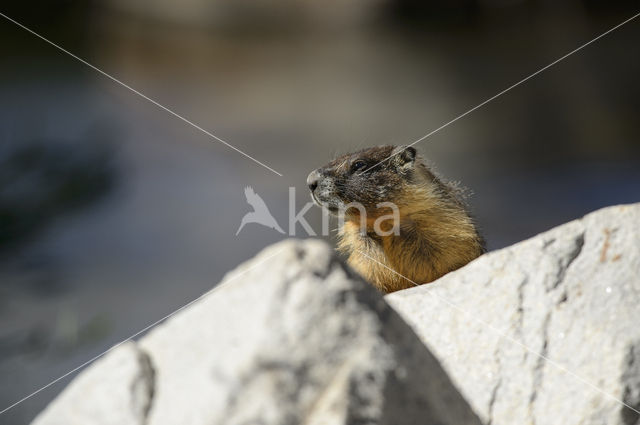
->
[{"left": 393, "top": 146, "right": 416, "bottom": 166}]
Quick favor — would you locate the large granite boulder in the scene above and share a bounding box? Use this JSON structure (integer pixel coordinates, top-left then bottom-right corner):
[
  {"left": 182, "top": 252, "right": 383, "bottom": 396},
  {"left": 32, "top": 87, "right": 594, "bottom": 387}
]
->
[
  {"left": 387, "top": 203, "right": 640, "bottom": 425},
  {"left": 32, "top": 239, "right": 481, "bottom": 425}
]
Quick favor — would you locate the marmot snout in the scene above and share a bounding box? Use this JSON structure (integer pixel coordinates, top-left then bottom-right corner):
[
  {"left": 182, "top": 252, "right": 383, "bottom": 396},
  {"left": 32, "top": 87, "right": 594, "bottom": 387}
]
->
[{"left": 307, "top": 145, "right": 485, "bottom": 293}]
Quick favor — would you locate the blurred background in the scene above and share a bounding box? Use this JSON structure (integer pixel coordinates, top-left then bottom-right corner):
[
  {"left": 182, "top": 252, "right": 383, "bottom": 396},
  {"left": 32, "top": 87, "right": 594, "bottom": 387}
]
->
[{"left": 1, "top": 0, "right": 639, "bottom": 422}]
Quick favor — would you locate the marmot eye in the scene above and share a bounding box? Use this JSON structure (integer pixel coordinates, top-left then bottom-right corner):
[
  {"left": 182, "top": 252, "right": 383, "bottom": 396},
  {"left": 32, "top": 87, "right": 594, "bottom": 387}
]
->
[{"left": 351, "top": 160, "right": 367, "bottom": 173}]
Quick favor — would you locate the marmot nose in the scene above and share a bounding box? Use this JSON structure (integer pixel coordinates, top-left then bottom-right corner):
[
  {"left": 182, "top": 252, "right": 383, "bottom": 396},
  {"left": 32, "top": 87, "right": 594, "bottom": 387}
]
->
[{"left": 307, "top": 169, "right": 321, "bottom": 192}]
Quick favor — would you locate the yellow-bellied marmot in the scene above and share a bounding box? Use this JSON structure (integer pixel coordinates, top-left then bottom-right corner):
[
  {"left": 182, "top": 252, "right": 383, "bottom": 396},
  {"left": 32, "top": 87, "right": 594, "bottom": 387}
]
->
[{"left": 307, "top": 145, "right": 485, "bottom": 293}]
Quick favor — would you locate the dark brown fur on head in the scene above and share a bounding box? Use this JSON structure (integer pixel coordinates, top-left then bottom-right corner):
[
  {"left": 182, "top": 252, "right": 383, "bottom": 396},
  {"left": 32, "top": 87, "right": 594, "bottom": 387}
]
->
[
  {"left": 307, "top": 145, "right": 485, "bottom": 293},
  {"left": 307, "top": 145, "right": 435, "bottom": 213}
]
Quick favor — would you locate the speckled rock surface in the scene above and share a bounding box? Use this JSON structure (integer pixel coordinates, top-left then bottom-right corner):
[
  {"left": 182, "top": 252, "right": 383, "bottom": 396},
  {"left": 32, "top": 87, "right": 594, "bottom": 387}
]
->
[
  {"left": 32, "top": 239, "right": 480, "bottom": 425},
  {"left": 387, "top": 203, "right": 640, "bottom": 425}
]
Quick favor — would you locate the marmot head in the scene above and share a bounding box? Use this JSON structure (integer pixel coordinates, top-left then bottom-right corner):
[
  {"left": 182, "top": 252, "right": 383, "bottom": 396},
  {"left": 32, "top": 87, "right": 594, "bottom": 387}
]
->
[{"left": 307, "top": 145, "right": 425, "bottom": 215}]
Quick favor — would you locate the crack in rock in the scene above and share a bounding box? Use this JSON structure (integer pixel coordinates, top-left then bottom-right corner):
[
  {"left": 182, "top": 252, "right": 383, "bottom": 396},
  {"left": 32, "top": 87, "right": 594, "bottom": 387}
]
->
[
  {"left": 131, "top": 345, "right": 156, "bottom": 425},
  {"left": 528, "top": 311, "right": 551, "bottom": 425},
  {"left": 621, "top": 342, "right": 640, "bottom": 425},
  {"left": 515, "top": 273, "right": 528, "bottom": 342},
  {"left": 547, "top": 233, "right": 585, "bottom": 292},
  {"left": 487, "top": 343, "right": 503, "bottom": 425},
  {"left": 486, "top": 376, "right": 502, "bottom": 425}
]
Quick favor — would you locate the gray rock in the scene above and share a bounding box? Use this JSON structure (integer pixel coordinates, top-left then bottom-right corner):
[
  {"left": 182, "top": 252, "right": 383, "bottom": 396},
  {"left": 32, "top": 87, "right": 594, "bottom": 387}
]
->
[
  {"left": 386, "top": 203, "right": 640, "bottom": 425},
  {"left": 32, "top": 239, "right": 481, "bottom": 425},
  {"left": 30, "top": 342, "right": 154, "bottom": 425}
]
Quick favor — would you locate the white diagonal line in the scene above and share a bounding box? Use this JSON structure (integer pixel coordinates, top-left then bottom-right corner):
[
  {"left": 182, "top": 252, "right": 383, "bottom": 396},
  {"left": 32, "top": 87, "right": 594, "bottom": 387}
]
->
[
  {"left": 356, "top": 249, "right": 640, "bottom": 417},
  {"left": 362, "top": 11, "right": 640, "bottom": 174},
  {"left": 2, "top": 6, "right": 638, "bottom": 420},
  {"left": 0, "top": 247, "right": 287, "bottom": 416},
  {"left": 0, "top": 12, "right": 283, "bottom": 177}
]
